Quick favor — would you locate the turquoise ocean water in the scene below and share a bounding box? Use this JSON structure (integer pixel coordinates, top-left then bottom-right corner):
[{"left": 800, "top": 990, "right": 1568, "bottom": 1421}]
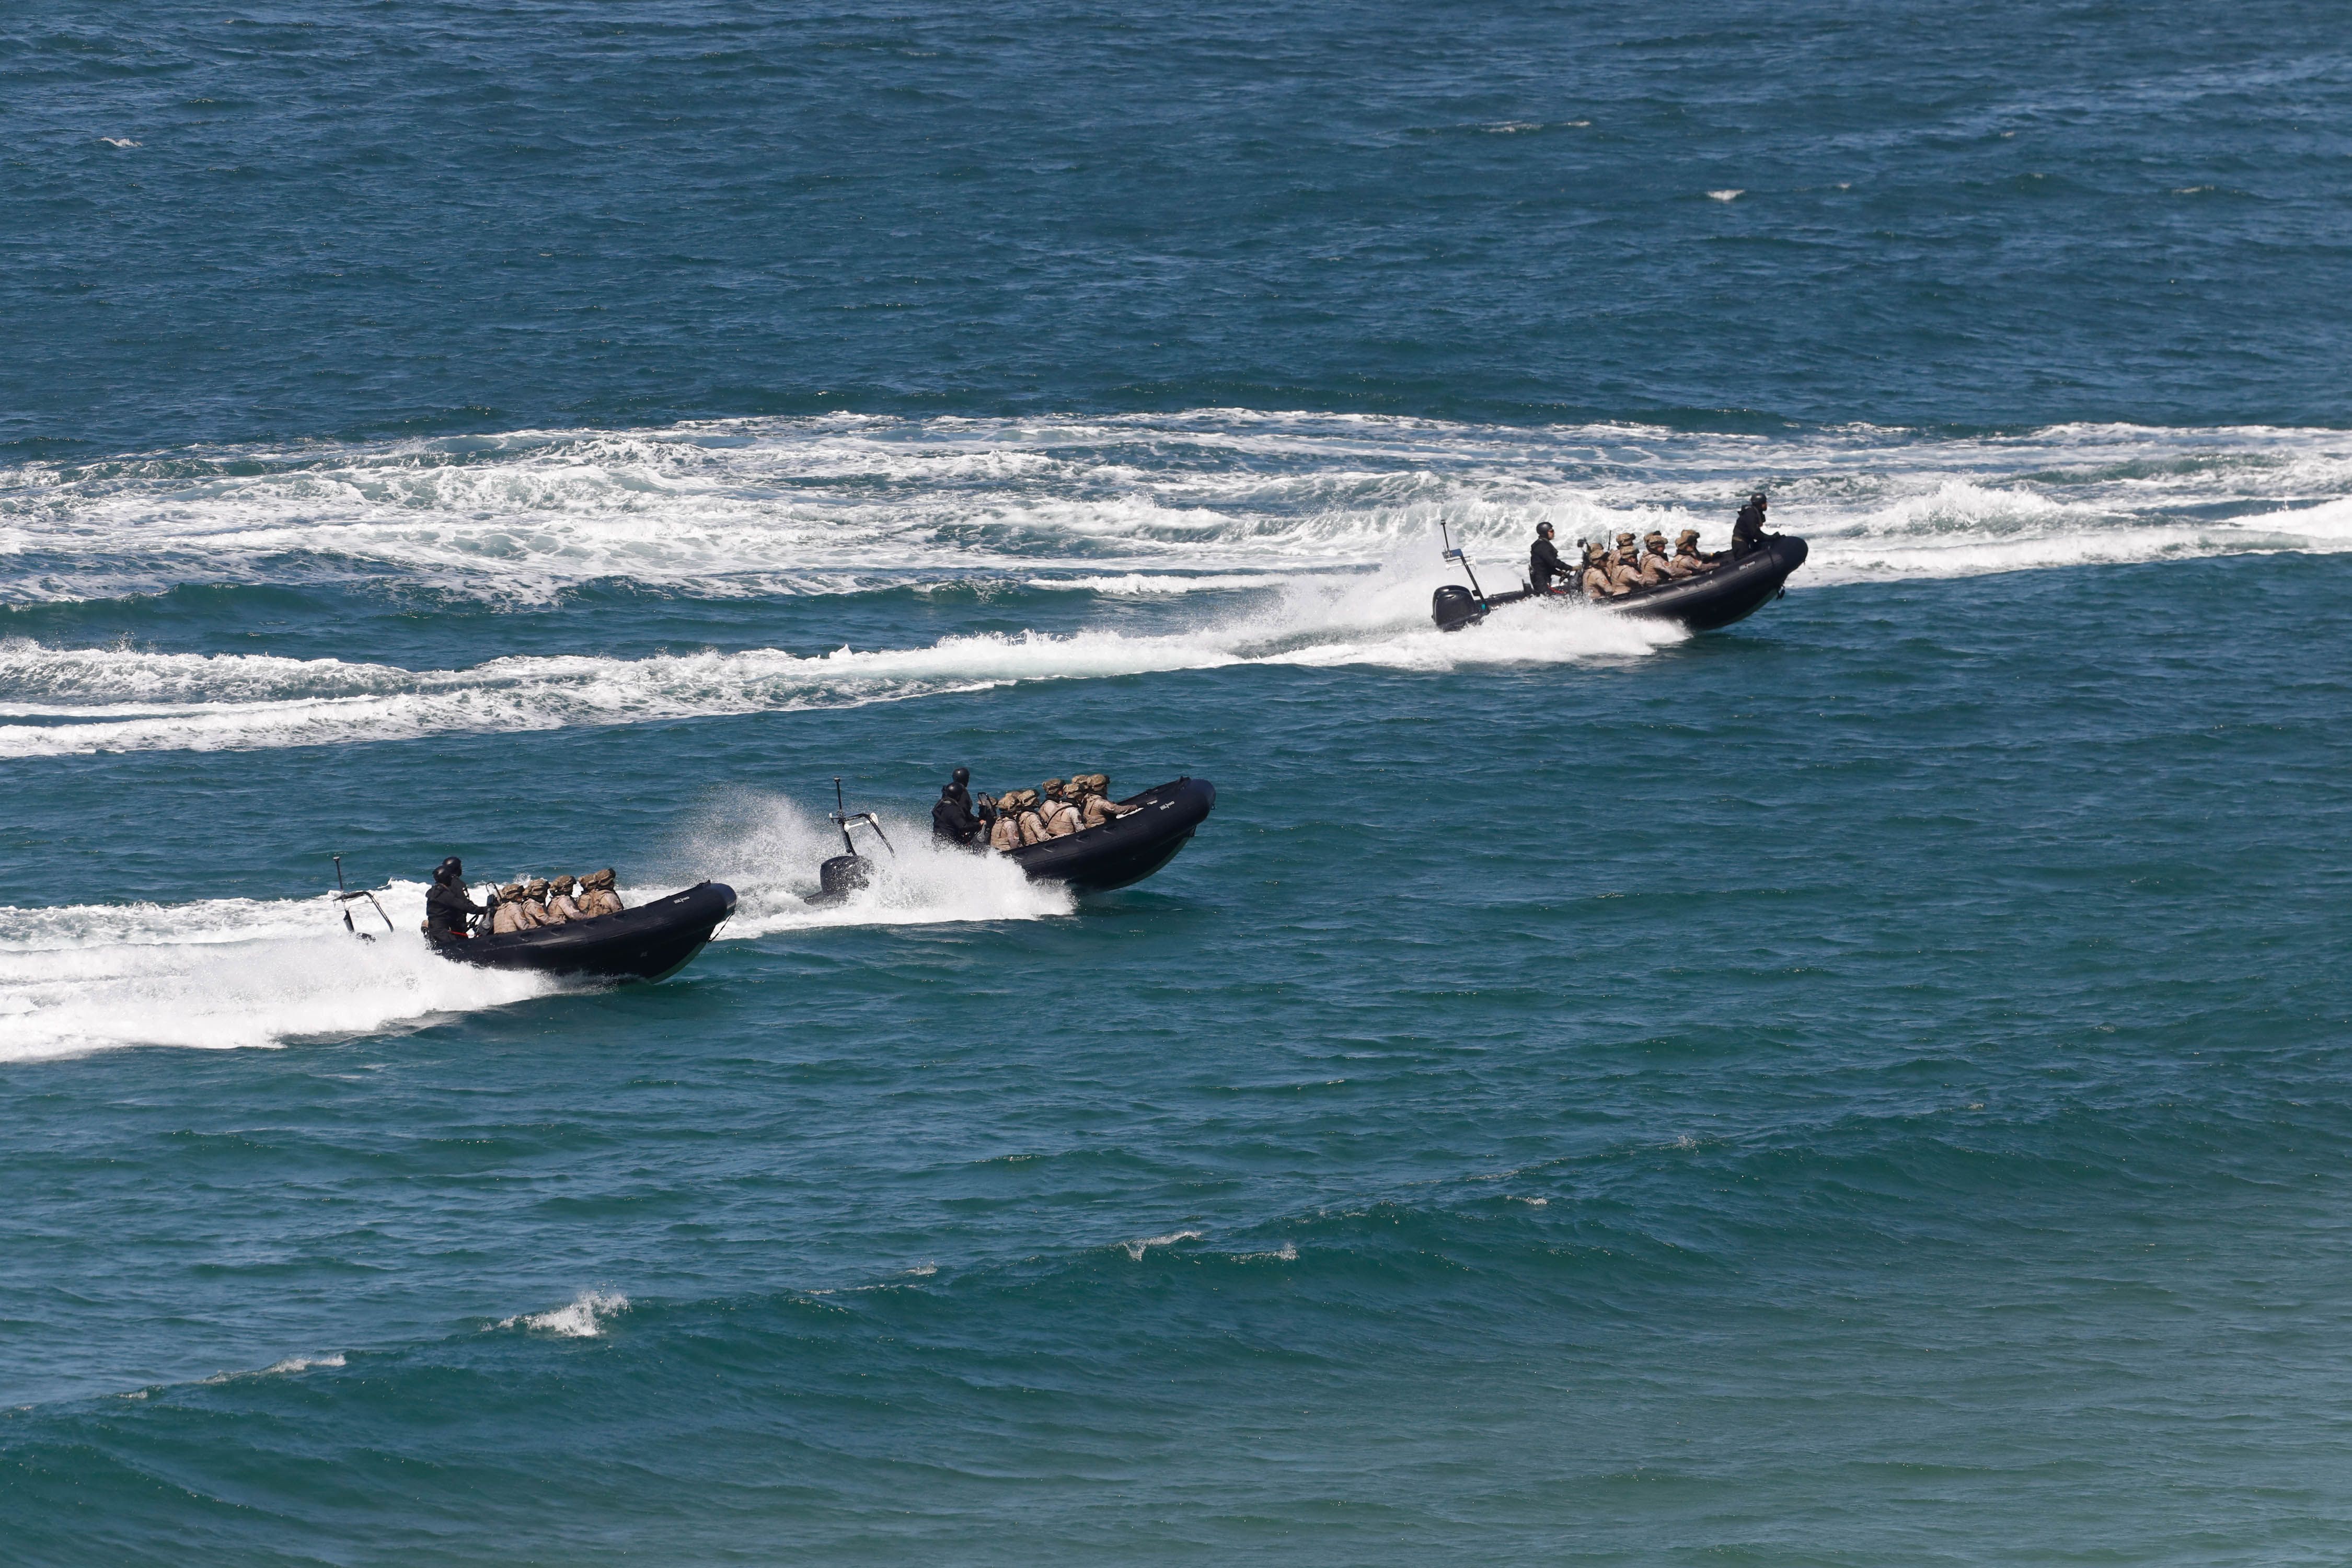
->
[{"left": 5, "top": 5, "right": 2352, "bottom": 1562}]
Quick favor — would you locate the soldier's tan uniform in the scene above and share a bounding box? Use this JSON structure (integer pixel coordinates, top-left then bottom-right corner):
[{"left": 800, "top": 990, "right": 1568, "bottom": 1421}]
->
[
  {"left": 491, "top": 883, "right": 541, "bottom": 935},
  {"left": 1037, "top": 782, "right": 1082, "bottom": 838},
  {"left": 1583, "top": 548, "right": 1625, "bottom": 599},
  {"left": 1607, "top": 551, "right": 1642, "bottom": 591},
  {"left": 1079, "top": 775, "right": 1135, "bottom": 828},
  {"left": 574, "top": 869, "right": 623, "bottom": 919},
  {"left": 541, "top": 875, "right": 583, "bottom": 924},
  {"left": 989, "top": 812, "right": 1024, "bottom": 851}
]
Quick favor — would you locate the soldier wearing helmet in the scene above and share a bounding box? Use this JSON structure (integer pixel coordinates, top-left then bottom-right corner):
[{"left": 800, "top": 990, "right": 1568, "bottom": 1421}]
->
[
  {"left": 574, "top": 869, "right": 624, "bottom": 918},
  {"left": 1607, "top": 534, "right": 1644, "bottom": 591},
  {"left": 1668, "top": 528, "right": 1715, "bottom": 576},
  {"left": 1582, "top": 541, "right": 1628, "bottom": 601},
  {"left": 1732, "top": 490, "right": 1772, "bottom": 559},
  {"left": 1076, "top": 774, "right": 1139, "bottom": 828},
  {"left": 1037, "top": 780, "right": 1083, "bottom": 838},
  {"left": 1529, "top": 521, "right": 1573, "bottom": 594},
  {"left": 422, "top": 856, "right": 490, "bottom": 942}
]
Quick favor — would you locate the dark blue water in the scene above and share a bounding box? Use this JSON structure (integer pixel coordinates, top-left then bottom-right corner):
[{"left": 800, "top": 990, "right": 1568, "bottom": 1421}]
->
[{"left": 6, "top": 5, "right": 2352, "bottom": 1563}]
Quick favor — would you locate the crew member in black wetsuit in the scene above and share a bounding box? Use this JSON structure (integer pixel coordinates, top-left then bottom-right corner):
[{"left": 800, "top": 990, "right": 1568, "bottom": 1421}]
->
[
  {"left": 1528, "top": 522, "right": 1572, "bottom": 593},
  {"left": 932, "top": 767, "right": 985, "bottom": 846},
  {"left": 1731, "top": 491, "right": 1772, "bottom": 560},
  {"left": 423, "top": 856, "right": 490, "bottom": 942}
]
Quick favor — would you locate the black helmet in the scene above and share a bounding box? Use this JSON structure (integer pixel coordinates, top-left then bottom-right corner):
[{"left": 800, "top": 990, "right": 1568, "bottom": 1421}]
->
[
  {"left": 1751, "top": 490, "right": 1768, "bottom": 505},
  {"left": 1537, "top": 521, "right": 1554, "bottom": 537},
  {"left": 434, "top": 856, "right": 464, "bottom": 885},
  {"left": 951, "top": 767, "right": 970, "bottom": 786}
]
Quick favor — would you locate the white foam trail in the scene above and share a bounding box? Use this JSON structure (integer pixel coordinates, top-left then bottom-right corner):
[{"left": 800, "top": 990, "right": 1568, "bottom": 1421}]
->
[
  {"left": 6, "top": 413, "right": 2349, "bottom": 607},
  {"left": 677, "top": 793, "right": 1074, "bottom": 936},
  {"left": 0, "top": 564, "right": 1679, "bottom": 756},
  {"left": 497, "top": 1290, "right": 628, "bottom": 1338},
  {"left": 0, "top": 883, "right": 561, "bottom": 1060}
]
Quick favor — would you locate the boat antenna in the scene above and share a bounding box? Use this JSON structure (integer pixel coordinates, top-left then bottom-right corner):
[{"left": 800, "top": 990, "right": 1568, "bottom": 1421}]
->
[
  {"left": 330, "top": 854, "right": 396, "bottom": 940},
  {"left": 1439, "top": 520, "right": 1489, "bottom": 605},
  {"left": 829, "top": 778, "right": 896, "bottom": 859}
]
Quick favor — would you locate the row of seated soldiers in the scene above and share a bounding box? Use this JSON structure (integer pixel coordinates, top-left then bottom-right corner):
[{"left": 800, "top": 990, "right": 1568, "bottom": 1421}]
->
[
  {"left": 983, "top": 775, "right": 1139, "bottom": 851},
  {"left": 934, "top": 770, "right": 1138, "bottom": 850},
  {"left": 1576, "top": 528, "right": 1722, "bottom": 599},
  {"left": 488, "top": 868, "right": 624, "bottom": 934}
]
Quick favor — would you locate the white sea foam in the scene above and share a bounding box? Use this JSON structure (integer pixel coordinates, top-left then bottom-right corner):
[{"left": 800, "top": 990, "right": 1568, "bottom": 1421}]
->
[
  {"left": 0, "top": 561, "right": 1680, "bottom": 757},
  {"left": 6, "top": 414, "right": 2350, "bottom": 756},
  {"left": 6, "top": 413, "right": 2348, "bottom": 610},
  {"left": 1123, "top": 1229, "right": 1202, "bottom": 1261},
  {"left": 679, "top": 791, "right": 1075, "bottom": 936},
  {"left": 0, "top": 883, "right": 561, "bottom": 1060},
  {"left": 498, "top": 1289, "right": 629, "bottom": 1338}
]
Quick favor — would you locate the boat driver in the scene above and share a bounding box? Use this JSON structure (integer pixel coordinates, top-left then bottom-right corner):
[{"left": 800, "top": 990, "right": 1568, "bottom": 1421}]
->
[
  {"left": 932, "top": 767, "right": 986, "bottom": 847},
  {"left": 422, "top": 856, "right": 490, "bottom": 942},
  {"left": 1528, "top": 522, "right": 1572, "bottom": 594},
  {"left": 1731, "top": 490, "right": 1772, "bottom": 559}
]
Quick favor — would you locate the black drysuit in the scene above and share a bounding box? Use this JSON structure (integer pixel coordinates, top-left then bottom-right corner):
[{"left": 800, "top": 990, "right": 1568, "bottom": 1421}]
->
[
  {"left": 1529, "top": 536, "right": 1571, "bottom": 591},
  {"left": 424, "top": 881, "right": 489, "bottom": 940},
  {"left": 933, "top": 791, "right": 983, "bottom": 846},
  {"left": 1731, "top": 502, "right": 1770, "bottom": 559}
]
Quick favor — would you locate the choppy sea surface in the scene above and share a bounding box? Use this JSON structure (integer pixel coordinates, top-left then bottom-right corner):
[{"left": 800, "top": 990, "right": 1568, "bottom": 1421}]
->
[{"left": 5, "top": 5, "right": 2351, "bottom": 1563}]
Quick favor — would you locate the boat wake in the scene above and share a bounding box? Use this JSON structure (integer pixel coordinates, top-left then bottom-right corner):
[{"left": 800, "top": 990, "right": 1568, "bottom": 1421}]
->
[
  {"left": 0, "top": 571, "right": 1675, "bottom": 758},
  {"left": 5, "top": 411, "right": 2347, "bottom": 606},
  {"left": 0, "top": 885, "right": 559, "bottom": 1060},
  {"left": 677, "top": 792, "right": 1075, "bottom": 938}
]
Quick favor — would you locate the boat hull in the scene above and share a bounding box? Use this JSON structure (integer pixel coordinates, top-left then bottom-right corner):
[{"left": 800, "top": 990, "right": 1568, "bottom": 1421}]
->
[
  {"left": 436, "top": 881, "right": 736, "bottom": 983},
  {"left": 1435, "top": 535, "right": 1808, "bottom": 633},
  {"left": 1005, "top": 777, "right": 1215, "bottom": 892}
]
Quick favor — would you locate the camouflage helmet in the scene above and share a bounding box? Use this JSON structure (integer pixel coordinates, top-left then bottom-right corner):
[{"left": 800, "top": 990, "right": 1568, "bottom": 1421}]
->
[
  {"left": 582, "top": 868, "right": 616, "bottom": 890},
  {"left": 1615, "top": 532, "right": 1637, "bottom": 547},
  {"left": 1040, "top": 778, "right": 1066, "bottom": 797},
  {"left": 550, "top": 874, "right": 577, "bottom": 893},
  {"left": 1676, "top": 528, "right": 1701, "bottom": 545},
  {"left": 498, "top": 882, "right": 525, "bottom": 900}
]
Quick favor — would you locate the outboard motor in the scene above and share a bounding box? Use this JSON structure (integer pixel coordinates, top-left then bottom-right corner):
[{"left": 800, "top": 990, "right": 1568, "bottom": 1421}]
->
[
  {"left": 1432, "top": 583, "right": 1486, "bottom": 633},
  {"left": 817, "top": 852, "right": 870, "bottom": 899},
  {"left": 807, "top": 777, "right": 894, "bottom": 905}
]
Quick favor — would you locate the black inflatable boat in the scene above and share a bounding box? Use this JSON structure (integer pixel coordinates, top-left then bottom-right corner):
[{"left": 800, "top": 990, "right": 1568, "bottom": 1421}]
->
[
  {"left": 1005, "top": 777, "right": 1215, "bottom": 892},
  {"left": 807, "top": 776, "right": 1216, "bottom": 903},
  {"left": 435, "top": 881, "right": 736, "bottom": 983},
  {"left": 1432, "top": 534, "right": 1809, "bottom": 634}
]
